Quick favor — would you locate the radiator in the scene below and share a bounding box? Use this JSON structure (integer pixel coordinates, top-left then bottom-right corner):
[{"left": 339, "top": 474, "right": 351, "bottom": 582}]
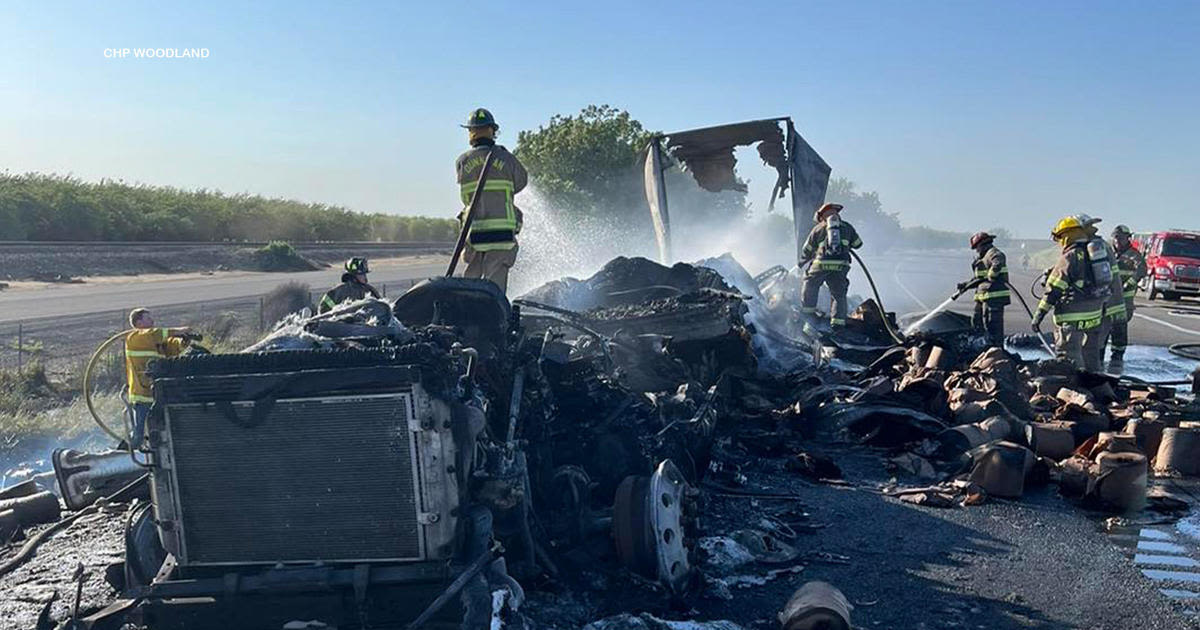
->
[{"left": 161, "top": 393, "right": 423, "bottom": 565}]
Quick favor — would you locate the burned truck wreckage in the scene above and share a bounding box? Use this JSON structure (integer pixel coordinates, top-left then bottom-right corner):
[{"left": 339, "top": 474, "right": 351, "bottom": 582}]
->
[
  {"left": 6, "top": 117, "right": 1200, "bottom": 629},
  {"left": 13, "top": 253, "right": 1200, "bottom": 629},
  {"left": 30, "top": 260, "right": 757, "bottom": 629}
]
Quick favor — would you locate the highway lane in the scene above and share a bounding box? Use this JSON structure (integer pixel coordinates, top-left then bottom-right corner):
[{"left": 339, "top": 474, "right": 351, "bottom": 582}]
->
[
  {"left": 871, "top": 250, "right": 1200, "bottom": 347},
  {"left": 0, "top": 256, "right": 450, "bottom": 325},
  {"left": 1, "top": 248, "right": 1196, "bottom": 349}
]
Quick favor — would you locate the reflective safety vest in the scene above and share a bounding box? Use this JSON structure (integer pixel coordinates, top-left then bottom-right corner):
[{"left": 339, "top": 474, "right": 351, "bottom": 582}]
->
[
  {"left": 802, "top": 219, "right": 863, "bottom": 272},
  {"left": 456, "top": 143, "right": 528, "bottom": 252},
  {"left": 1115, "top": 244, "right": 1147, "bottom": 300},
  {"left": 125, "top": 328, "right": 185, "bottom": 403},
  {"left": 318, "top": 276, "right": 380, "bottom": 313},
  {"left": 1036, "top": 241, "right": 1106, "bottom": 329},
  {"left": 972, "top": 245, "right": 1011, "bottom": 304},
  {"left": 1098, "top": 238, "right": 1126, "bottom": 322}
]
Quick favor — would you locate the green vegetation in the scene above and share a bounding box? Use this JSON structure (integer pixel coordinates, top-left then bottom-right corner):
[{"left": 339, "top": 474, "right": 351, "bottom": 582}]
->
[
  {"left": 0, "top": 173, "right": 458, "bottom": 242},
  {"left": 0, "top": 362, "right": 66, "bottom": 417},
  {"left": 251, "top": 240, "right": 318, "bottom": 271},
  {"left": 262, "top": 281, "right": 314, "bottom": 330},
  {"left": 516, "top": 105, "right": 655, "bottom": 218}
]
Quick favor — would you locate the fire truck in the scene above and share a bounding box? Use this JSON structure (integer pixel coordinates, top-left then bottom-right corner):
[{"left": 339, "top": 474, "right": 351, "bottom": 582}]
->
[{"left": 1134, "top": 230, "right": 1200, "bottom": 300}]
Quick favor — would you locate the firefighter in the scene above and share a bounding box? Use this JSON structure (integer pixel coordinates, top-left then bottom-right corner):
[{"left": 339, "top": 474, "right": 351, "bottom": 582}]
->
[
  {"left": 124, "top": 308, "right": 193, "bottom": 447},
  {"left": 1032, "top": 216, "right": 1112, "bottom": 371},
  {"left": 318, "top": 257, "right": 380, "bottom": 313},
  {"left": 456, "top": 108, "right": 528, "bottom": 293},
  {"left": 1076, "top": 214, "right": 1127, "bottom": 372},
  {"left": 956, "top": 232, "right": 1009, "bottom": 346},
  {"left": 1107, "top": 224, "right": 1147, "bottom": 371},
  {"left": 800, "top": 202, "right": 862, "bottom": 328}
]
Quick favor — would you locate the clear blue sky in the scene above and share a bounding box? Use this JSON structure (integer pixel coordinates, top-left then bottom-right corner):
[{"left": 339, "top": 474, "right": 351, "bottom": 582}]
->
[{"left": 3, "top": 1, "right": 1197, "bottom": 236}]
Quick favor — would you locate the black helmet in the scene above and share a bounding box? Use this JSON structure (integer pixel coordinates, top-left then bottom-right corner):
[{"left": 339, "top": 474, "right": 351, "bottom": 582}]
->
[
  {"left": 345, "top": 257, "right": 369, "bottom": 275},
  {"left": 462, "top": 108, "right": 498, "bottom": 130},
  {"left": 1112, "top": 224, "right": 1132, "bottom": 237}
]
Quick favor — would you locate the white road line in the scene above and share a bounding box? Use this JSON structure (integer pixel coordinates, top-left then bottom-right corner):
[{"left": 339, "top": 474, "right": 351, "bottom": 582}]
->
[
  {"left": 1134, "top": 313, "right": 1200, "bottom": 337},
  {"left": 891, "top": 261, "right": 929, "bottom": 311}
]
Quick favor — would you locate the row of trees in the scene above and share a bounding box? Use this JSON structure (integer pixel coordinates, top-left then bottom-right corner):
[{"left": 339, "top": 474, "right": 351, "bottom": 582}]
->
[{"left": 0, "top": 173, "right": 457, "bottom": 242}]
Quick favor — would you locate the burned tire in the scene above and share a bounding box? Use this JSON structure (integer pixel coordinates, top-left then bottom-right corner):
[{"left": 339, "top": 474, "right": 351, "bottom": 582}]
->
[
  {"left": 613, "top": 475, "right": 656, "bottom": 577},
  {"left": 125, "top": 502, "right": 166, "bottom": 588}
]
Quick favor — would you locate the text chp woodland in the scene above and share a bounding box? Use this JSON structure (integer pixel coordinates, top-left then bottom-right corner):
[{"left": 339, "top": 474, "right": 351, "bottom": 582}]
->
[{"left": 104, "top": 48, "right": 210, "bottom": 59}]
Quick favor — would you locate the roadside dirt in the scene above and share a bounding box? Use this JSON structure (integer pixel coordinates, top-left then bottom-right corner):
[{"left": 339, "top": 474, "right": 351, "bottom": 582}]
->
[
  {"left": 0, "top": 242, "right": 450, "bottom": 283},
  {"left": 0, "top": 255, "right": 446, "bottom": 293}
]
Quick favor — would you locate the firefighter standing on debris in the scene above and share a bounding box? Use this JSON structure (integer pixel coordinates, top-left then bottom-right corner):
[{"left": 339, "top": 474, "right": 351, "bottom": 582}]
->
[
  {"left": 800, "top": 202, "right": 862, "bottom": 328},
  {"left": 124, "top": 308, "right": 193, "bottom": 447},
  {"left": 956, "top": 232, "right": 1010, "bottom": 346},
  {"left": 1032, "top": 216, "right": 1113, "bottom": 371},
  {"left": 456, "top": 108, "right": 528, "bottom": 293},
  {"left": 318, "top": 257, "right": 380, "bottom": 314},
  {"left": 1075, "top": 215, "right": 1128, "bottom": 372},
  {"left": 1106, "top": 224, "right": 1147, "bottom": 372}
]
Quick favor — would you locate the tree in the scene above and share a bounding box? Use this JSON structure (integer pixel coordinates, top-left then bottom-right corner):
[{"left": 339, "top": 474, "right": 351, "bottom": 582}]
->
[
  {"left": 515, "top": 105, "right": 654, "bottom": 219},
  {"left": 824, "top": 177, "right": 901, "bottom": 253}
]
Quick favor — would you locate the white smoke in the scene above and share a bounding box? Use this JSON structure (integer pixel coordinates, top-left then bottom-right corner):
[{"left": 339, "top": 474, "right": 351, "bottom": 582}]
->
[
  {"left": 508, "top": 185, "right": 657, "bottom": 296},
  {"left": 508, "top": 185, "right": 797, "bottom": 296}
]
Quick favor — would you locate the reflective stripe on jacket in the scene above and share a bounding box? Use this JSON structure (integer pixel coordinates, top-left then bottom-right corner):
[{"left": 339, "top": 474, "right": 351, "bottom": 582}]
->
[
  {"left": 125, "top": 328, "right": 184, "bottom": 403},
  {"left": 972, "top": 245, "right": 1011, "bottom": 304},
  {"left": 801, "top": 220, "right": 863, "bottom": 272},
  {"left": 1115, "top": 244, "right": 1147, "bottom": 299},
  {"left": 456, "top": 143, "right": 528, "bottom": 252},
  {"left": 1035, "top": 241, "right": 1105, "bottom": 328},
  {"left": 318, "top": 277, "right": 381, "bottom": 314},
  {"left": 1099, "top": 239, "right": 1126, "bottom": 322}
]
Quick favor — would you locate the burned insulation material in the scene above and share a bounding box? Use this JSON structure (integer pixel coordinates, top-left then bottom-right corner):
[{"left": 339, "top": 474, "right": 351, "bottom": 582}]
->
[{"left": 663, "top": 119, "right": 788, "bottom": 195}]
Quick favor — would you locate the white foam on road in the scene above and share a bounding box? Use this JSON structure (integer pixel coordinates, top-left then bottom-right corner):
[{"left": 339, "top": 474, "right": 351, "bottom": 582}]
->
[
  {"left": 1140, "top": 540, "right": 1191, "bottom": 554},
  {"left": 1143, "top": 569, "right": 1200, "bottom": 583},
  {"left": 1135, "top": 554, "right": 1200, "bottom": 568}
]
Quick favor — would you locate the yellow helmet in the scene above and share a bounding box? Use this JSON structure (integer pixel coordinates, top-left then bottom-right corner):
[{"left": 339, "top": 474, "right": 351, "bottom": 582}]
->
[{"left": 1051, "top": 215, "right": 1084, "bottom": 238}]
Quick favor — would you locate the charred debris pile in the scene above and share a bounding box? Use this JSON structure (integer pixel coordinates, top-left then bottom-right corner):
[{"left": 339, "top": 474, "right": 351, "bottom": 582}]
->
[{"left": 4, "top": 255, "right": 1200, "bottom": 630}]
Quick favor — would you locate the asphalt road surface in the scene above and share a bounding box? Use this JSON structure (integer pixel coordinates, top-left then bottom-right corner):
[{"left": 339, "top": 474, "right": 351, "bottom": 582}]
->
[
  {"left": 861, "top": 250, "right": 1200, "bottom": 347},
  {"left": 2, "top": 248, "right": 1197, "bottom": 348},
  {"left": 0, "top": 257, "right": 449, "bottom": 325}
]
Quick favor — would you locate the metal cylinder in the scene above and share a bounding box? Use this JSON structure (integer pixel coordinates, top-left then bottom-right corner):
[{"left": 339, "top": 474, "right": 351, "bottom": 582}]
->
[
  {"left": 0, "top": 479, "right": 40, "bottom": 501},
  {"left": 0, "top": 490, "right": 61, "bottom": 526},
  {"left": 968, "top": 441, "right": 1034, "bottom": 499},
  {"left": 0, "top": 509, "right": 19, "bottom": 541},
  {"left": 1155, "top": 427, "right": 1200, "bottom": 476},
  {"left": 1026, "top": 421, "right": 1076, "bottom": 461},
  {"left": 1095, "top": 452, "right": 1148, "bottom": 512},
  {"left": 1125, "top": 418, "right": 1165, "bottom": 463},
  {"left": 1093, "top": 432, "right": 1140, "bottom": 457},
  {"left": 778, "top": 581, "right": 852, "bottom": 630}
]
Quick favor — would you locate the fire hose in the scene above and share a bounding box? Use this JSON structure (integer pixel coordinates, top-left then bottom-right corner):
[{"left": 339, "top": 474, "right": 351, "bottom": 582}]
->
[
  {"left": 847, "top": 250, "right": 907, "bottom": 346},
  {"left": 1170, "top": 343, "right": 1200, "bottom": 361},
  {"left": 445, "top": 148, "right": 496, "bottom": 278},
  {"left": 1004, "top": 280, "right": 1057, "bottom": 355},
  {"left": 0, "top": 474, "right": 149, "bottom": 579},
  {"left": 83, "top": 330, "right": 134, "bottom": 443}
]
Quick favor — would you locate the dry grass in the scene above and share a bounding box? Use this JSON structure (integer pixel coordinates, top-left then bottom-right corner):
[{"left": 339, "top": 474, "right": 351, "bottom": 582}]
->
[{"left": 0, "top": 393, "right": 122, "bottom": 443}]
